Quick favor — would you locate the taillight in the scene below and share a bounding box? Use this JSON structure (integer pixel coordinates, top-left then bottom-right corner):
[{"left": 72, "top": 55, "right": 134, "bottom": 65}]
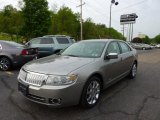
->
[{"left": 21, "top": 49, "right": 29, "bottom": 55}]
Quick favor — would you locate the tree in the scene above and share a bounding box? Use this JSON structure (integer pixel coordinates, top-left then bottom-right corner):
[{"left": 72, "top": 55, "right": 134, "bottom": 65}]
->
[
  {"left": 132, "top": 37, "right": 143, "bottom": 43},
  {"left": 22, "top": 0, "right": 51, "bottom": 39},
  {"left": 153, "top": 35, "right": 160, "bottom": 44},
  {"left": 142, "top": 36, "right": 151, "bottom": 44},
  {"left": 0, "top": 5, "right": 23, "bottom": 41}
]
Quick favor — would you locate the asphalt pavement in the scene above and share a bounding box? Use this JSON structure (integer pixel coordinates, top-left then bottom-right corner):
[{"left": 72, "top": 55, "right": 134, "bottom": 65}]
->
[{"left": 0, "top": 49, "right": 160, "bottom": 120}]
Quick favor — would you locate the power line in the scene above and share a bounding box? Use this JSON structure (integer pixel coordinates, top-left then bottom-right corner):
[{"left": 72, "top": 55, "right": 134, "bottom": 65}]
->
[{"left": 113, "top": 0, "right": 147, "bottom": 13}]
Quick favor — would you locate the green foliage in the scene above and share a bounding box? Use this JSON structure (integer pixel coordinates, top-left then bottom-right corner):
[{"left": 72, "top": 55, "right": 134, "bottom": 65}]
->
[
  {"left": 153, "top": 35, "right": 160, "bottom": 43},
  {"left": 0, "top": 33, "right": 23, "bottom": 43},
  {"left": 22, "top": 0, "right": 51, "bottom": 39},
  {"left": 0, "top": 5, "right": 23, "bottom": 41},
  {"left": 142, "top": 36, "right": 151, "bottom": 44},
  {"left": 48, "top": 7, "right": 79, "bottom": 39},
  {"left": 0, "top": 4, "right": 124, "bottom": 42}
]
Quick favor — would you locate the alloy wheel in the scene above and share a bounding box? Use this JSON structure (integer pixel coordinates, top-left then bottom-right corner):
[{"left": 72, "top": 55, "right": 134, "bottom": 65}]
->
[
  {"left": 86, "top": 81, "right": 100, "bottom": 105},
  {"left": 0, "top": 57, "right": 11, "bottom": 71}
]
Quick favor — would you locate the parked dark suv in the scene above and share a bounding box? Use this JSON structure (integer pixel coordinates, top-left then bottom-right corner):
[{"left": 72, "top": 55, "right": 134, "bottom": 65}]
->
[{"left": 26, "top": 35, "right": 75, "bottom": 58}]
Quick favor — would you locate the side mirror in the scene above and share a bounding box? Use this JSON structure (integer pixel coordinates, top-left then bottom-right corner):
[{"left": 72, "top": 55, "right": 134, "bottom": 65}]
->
[
  {"left": 105, "top": 53, "right": 118, "bottom": 59},
  {"left": 25, "top": 42, "right": 31, "bottom": 47}
]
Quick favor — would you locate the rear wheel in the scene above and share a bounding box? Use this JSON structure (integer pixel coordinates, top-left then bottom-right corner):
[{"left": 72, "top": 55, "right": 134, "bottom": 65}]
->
[
  {"left": 128, "top": 62, "right": 137, "bottom": 79},
  {"left": 142, "top": 47, "right": 146, "bottom": 50},
  {"left": 0, "top": 57, "right": 12, "bottom": 71},
  {"left": 80, "top": 76, "right": 102, "bottom": 108}
]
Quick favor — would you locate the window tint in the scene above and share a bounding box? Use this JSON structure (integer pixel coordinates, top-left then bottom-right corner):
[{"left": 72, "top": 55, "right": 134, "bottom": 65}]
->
[
  {"left": 107, "top": 42, "right": 120, "bottom": 54},
  {"left": 56, "top": 38, "right": 69, "bottom": 44},
  {"left": 119, "top": 42, "right": 131, "bottom": 53},
  {"left": 30, "top": 38, "right": 41, "bottom": 44},
  {"left": 40, "top": 38, "right": 54, "bottom": 44}
]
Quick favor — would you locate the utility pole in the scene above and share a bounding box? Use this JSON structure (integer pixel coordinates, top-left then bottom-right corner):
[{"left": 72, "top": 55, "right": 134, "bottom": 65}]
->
[{"left": 77, "top": 0, "right": 85, "bottom": 41}]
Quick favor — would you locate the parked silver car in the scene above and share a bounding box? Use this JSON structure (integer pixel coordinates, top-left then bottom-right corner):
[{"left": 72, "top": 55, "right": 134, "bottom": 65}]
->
[
  {"left": 18, "top": 39, "right": 138, "bottom": 108},
  {"left": 0, "top": 40, "right": 38, "bottom": 71}
]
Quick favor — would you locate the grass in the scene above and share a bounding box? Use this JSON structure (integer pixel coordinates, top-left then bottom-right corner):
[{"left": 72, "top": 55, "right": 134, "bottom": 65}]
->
[{"left": 0, "top": 32, "right": 23, "bottom": 43}]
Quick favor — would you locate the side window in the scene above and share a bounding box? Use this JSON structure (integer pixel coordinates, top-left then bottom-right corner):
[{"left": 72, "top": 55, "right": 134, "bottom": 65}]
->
[
  {"left": 30, "top": 38, "right": 41, "bottom": 45},
  {"left": 107, "top": 42, "right": 120, "bottom": 54},
  {"left": 119, "top": 42, "right": 131, "bottom": 53},
  {"left": 40, "top": 38, "right": 54, "bottom": 44},
  {"left": 56, "top": 38, "right": 69, "bottom": 44}
]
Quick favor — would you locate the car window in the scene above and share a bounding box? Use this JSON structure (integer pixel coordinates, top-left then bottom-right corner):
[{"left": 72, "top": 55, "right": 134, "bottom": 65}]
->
[
  {"left": 119, "top": 42, "right": 131, "bottom": 53},
  {"left": 56, "top": 38, "right": 69, "bottom": 44},
  {"left": 107, "top": 42, "right": 120, "bottom": 54},
  {"left": 30, "top": 38, "right": 41, "bottom": 44},
  {"left": 40, "top": 38, "right": 54, "bottom": 44}
]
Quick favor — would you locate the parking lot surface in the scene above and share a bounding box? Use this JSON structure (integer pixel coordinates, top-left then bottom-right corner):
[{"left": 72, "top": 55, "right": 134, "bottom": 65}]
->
[{"left": 0, "top": 49, "right": 160, "bottom": 120}]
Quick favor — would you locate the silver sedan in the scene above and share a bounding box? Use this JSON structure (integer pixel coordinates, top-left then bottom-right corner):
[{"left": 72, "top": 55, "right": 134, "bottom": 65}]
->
[{"left": 17, "top": 39, "right": 138, "bottom": 108}]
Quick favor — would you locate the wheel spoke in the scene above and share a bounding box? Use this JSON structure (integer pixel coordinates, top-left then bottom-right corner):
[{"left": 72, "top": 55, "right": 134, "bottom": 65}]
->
[{"left": 86, "top": 80, "right": 101, "bottom": 105}]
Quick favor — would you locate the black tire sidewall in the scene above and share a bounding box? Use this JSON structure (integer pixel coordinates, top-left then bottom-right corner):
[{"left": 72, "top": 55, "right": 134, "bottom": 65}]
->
[
  {"left": 129, "top": 63, "right": 137, "bottom": 79},
  {"left": 80, "top": 76, "right": 102, "bottom": 108}
]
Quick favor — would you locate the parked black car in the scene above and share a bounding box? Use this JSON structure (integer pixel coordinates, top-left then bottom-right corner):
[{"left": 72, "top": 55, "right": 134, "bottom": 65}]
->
[{"left": 0, "top": 40, "right": 38, "bottom": 71}]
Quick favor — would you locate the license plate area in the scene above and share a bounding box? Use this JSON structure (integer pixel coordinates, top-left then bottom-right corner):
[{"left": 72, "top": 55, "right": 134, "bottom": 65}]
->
[{"left": 18, "top": 82, "right": 29, "bottom": 96}]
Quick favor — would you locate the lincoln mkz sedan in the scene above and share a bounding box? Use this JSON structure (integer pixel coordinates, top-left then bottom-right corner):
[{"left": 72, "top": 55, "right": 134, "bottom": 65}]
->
[{"left": 17, "top": 39, "right": 138, "bottom": 108}]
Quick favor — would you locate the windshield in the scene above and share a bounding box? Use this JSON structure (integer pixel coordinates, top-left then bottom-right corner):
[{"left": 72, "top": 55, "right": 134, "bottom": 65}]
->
[{"left": 61, "top": 41, "right": 107, "bottom": 58}]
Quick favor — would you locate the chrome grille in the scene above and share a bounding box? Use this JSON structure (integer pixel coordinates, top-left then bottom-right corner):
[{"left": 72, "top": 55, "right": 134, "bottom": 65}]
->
[
  {"left": 18, "top": 70, "right": 48, "bottom": 86},
  {"left": 18, "top": 69, "right": 27, "bottom": 81}
]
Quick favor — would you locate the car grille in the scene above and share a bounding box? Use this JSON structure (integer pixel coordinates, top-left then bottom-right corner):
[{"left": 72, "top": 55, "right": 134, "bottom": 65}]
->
[{"left": 19, "top": 69, "right": 48, "bottom": 86}]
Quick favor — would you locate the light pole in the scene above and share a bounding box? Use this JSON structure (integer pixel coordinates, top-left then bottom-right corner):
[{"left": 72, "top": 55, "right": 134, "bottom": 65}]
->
[{"left": 109, "top": 0, "right": 118, "bottom": 38}]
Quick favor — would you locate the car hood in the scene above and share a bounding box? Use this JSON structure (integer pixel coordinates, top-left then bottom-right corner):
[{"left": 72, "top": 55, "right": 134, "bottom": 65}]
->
[{"left": 23, "top": 55, "right": 95, "bottom": 75}]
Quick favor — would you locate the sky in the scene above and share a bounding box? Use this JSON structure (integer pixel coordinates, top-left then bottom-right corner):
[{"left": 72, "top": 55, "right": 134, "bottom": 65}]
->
[{"left": 0, "top": 0, "right": 160, "bottom": 38}]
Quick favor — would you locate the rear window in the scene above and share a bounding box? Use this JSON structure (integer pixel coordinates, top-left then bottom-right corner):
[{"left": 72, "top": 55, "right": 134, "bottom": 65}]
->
[
  {"left": 40, "top": 38, "right": 54, "bottom": 44},
  {"left": 2, "top": 41, "right": 23, "bottom": 47},
  {"left": 56, "top": 38, "right": 69, "bottom": 44}
]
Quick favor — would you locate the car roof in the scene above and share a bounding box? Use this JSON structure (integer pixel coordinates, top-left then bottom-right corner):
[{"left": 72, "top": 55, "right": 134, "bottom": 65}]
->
[{"left": 79, "top": 39, "right": 124, "bottom": 42}]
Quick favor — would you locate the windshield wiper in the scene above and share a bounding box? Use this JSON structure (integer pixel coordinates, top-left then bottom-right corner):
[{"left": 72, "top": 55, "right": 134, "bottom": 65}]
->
[{"left": 66, "top": 54, "right": 79, "bottom": 57}]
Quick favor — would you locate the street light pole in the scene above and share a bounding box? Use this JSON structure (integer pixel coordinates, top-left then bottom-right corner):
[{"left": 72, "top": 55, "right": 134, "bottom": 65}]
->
[{"left": 109, "top": 0, "right": 118, "bottom": 38}]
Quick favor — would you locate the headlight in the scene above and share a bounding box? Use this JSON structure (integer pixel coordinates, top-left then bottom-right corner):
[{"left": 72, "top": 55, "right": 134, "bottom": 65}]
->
[{"left": 46, "top": 74, "right": 78, "bottom": 86}]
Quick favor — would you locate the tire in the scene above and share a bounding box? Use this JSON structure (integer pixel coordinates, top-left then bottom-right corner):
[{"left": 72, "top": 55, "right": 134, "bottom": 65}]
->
[
  {"left": 80, "top": 76, "right": 102, "bottom": 108},
  {"left": 0, "top": 57, "right": 12, "bottom": 71},
  {"left": 128, "top": 62, "right": 137, "bottom": 79},
  {"left": 142, "top": 47, "right": 146, "bottom": 50}
]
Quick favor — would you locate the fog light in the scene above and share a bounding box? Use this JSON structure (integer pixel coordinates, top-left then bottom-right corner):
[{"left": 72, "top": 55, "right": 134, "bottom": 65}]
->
[{"left": 49, "top": 98, "right": 61, "bottom": 104}]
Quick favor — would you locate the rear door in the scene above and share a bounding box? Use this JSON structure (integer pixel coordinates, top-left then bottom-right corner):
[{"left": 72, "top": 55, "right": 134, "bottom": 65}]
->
[{"left": 118, "top": 41, "right": 134, "bottom": 73}]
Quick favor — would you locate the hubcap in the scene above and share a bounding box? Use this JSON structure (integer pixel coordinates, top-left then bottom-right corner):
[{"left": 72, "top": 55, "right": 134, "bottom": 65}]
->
[
  {"left": 86, "top": 81, "right": 100, "bottom": 105},
  {"left": 0, "top": 58, "right": 10, "bottom": 71},
  {"left": 132, "top": 64, "right": 137, "bottom": 77}
]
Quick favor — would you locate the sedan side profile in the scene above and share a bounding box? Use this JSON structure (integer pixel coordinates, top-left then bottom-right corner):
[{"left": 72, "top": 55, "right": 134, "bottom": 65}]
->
[
  {"left": 18, "top": 39, "right": 138, "bottom": 108},
  {"left": 0, "top": 40, "right": 38, "bottom": 71}
]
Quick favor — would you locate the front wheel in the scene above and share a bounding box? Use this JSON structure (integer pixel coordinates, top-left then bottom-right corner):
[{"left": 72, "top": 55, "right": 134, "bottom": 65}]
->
[
  {"left": 80, "top": 76, "right": 102, "bottom": 108},
  {"left": 0, "top": 57, "right": 12, "bottom": 71},
  {"left": 128, "top": 63, "right": 137, "bottom": 79}
]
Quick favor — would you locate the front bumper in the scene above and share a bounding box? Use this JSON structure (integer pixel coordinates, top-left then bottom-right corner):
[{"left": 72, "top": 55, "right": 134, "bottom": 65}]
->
[{"left": 18, "top": 79, "right": 84, "bottom": 107}]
